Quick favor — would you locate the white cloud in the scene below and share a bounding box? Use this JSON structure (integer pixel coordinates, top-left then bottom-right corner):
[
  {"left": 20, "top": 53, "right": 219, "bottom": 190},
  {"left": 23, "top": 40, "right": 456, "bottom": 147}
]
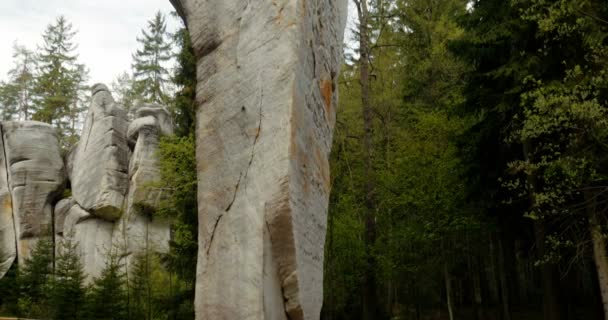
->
[{"left": 0, "top": 0, "right": 180, "bottom": 86}]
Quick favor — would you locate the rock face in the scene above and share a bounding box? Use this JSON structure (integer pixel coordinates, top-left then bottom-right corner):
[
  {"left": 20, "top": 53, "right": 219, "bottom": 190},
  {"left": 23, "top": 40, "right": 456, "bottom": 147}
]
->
[
  {"left": 3, "top": 121, "right": 65, "bottom": 263},
  {"left": 71, "top": 84, "right": 130, "bottom": 222},
  {"left": 0, "top": 125, "right": 15, "bottom": 278},
  {"left": 170, "top": 0, "right": 348, "bottom": 319},
  {"left": 0, "top": 86, "right": 174, "bottom": 284},
  {"left": 113, "top": 104, "right": 173, "bottom": 262}
]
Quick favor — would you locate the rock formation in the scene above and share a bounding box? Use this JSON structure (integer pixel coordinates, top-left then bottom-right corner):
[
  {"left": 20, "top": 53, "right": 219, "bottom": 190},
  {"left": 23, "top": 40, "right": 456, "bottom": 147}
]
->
[
  {"left": 0, "top": 126, "right": 15, "bottom": 279},
  {"left": 71, "top": 84, "right": 130, "bottom": 222},
  {"left": 170, "top": 0, "right": 348, "bottom": 318},
  {"left": 0, "top": 86, "right": 174, "bottom": 282},
  {"left": 113, "top": 104, "right": 173, "bottom": 266},
  {"left": 4, "top": 121, "right": 65, "bottom": 264}
]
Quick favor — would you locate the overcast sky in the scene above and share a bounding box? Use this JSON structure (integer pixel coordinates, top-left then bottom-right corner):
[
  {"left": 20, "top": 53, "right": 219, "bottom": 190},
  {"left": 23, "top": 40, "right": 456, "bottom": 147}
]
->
[
  {"left": 0, "top": 0, "right": 180, "bottom": 85},
  {"left": 0, "top": 1, "right": 355, "bottom": 86}
]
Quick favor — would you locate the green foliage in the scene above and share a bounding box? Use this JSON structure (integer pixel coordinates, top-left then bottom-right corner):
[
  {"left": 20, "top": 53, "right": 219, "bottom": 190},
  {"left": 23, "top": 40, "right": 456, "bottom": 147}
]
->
[
  {"left": 0, "top": 43, "right": 36, "bottom": 121},
  {"left": 171, "top": 27, "right": 197, "bottom": 137},
  {"left": 86, "top": 247, "right": 128, "bottom": 320},
  {"left": 32, "top": 15, "right": 89, "bottom": 147},
  {"left": 112, "top": 72, "right": 138, "bottom": 113},
  {"left": 50, "top": 233, "right": 87, "bottom": 320},
  {"left": 17, "top": 237, "right": 54, "bottom": 318},
  {"left": 132, "top": 11, "right": 172, "bottom": 105},
  {"left": 325, "top": 0, "right": 478, "bottom": 318},
  {"left": 128, "top": 252, "right": 152, "bottom": 320},
  {"left": 153, "top": 134, "right": 197, "bottom": 319},
  {"left": 0, "top": 263, "right": 19, "bottom": 316}
]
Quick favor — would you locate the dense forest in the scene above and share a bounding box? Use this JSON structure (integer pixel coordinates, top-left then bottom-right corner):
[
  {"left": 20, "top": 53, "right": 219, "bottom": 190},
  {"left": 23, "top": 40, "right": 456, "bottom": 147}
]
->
[
  {"left": 1, "top": 0, "right": 608, "bottom": 319},
  {"left": 325, "top": 0, "right": 608, "bottom": 319}
]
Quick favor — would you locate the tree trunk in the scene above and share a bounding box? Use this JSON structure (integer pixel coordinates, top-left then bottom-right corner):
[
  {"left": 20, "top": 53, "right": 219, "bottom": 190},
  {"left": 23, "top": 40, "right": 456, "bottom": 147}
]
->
[
  {"left": 586, "top": 190, "right": 608, "bottom": 320},
  {"left": 534, "top": 221, "right": 562, "bottom": 320},
  {"left": 523, "top": 142, "right": 561, "bottom": 320},
  {"left": 444, "top": 262, "right": 455, "bottom": 320},
  {"left": 497, "top": 233, "right": 511, "bottom": 320},
  {"left": 356, "top": 0, "right": 379, "bottom": 319},
  {"left": 471, "top": 257, "right": 484, "bottom": 320}
]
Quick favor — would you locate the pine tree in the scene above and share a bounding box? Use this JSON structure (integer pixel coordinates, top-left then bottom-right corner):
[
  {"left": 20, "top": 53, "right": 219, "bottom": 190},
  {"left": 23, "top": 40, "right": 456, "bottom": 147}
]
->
[
  {"left": 129, "top": 252, "right": 152, "bottom": 320},
  {"left": 17, "top": 237, "right": 54, "bottom": 318},
  {"left": 171, "top": 26, "right": 197, "bottom": 136},
  {"left": 0, "top": 263, "right": 19, "bottom": 316},
  {"left": 0, "top": 82, "right": 19, "bottom": 121},
  {"left": 33, "top": 16, "right": 89, "bottom": 143},
  {"left": 0, "top": 43, "right": 36, "bottom": 121},
  {"left": 50, "top": 233, "right": 87, "bottom": 320},
  {"left": 111, "top": 71, "right": 138, "bottom": 113},
  {"left": 86, "top": 247, "right": 128, "bottom": 320},
  {"left": 132, "top": 11, "right": 172, "bottom": 105}
]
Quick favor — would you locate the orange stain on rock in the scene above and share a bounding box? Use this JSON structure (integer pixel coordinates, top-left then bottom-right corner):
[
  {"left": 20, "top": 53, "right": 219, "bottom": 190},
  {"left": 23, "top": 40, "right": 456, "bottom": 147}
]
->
[{"left": 320, "top": 79, "right": 333, "bottom": 115}]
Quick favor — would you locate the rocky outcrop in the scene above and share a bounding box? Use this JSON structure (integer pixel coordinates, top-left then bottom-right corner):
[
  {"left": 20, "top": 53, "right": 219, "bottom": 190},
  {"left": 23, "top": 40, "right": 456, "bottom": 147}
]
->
[
  {"left": 113, "top": 104, "right": 173, "bottom": 263},
  {"left": 0, "top": 126, "right": 15, "bottom": 278},
  {"left": 63, "top": 201, "right": 113, "bottom": 281},
  {"left": 71, "top": 84, "right": 130, "bottom": 222},
  {"left": 0, "top": 86, "right": 174, "bottom": 284},
  {"left": 3, "top": 121, "right": 65, "bottom": 263},
  {"left": 170, "top": 0, "right": 348, "bottom": 319}
]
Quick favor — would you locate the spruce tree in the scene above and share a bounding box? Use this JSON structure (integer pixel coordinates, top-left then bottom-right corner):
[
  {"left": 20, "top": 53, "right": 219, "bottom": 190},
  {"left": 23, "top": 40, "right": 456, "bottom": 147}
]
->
[
  {"left": 111, "top": 71, "right": 138, "bottom": 113},
  {"left": 50, "top": 233, "right": 87, "bottom": 320},
  {"left": 132, "top": 11, "right": 172, "bottom": 105},
  {"left": 0, "top": 82, "right": 19, "bottom": 121},
  {"left": 171, "top": 26, "right": 196, "bottom": 136},
  {"left": 0, "top": 43, "right": 36, "bottom": 121},
  {"left": 86, "top": 248, "right": 128, "bottom": 320},
  {"left": 33, "top": 16, "right": 89, "bottom": 142},
  {"left": 0, "top": 263, "right": 19, "bottom": 316},
  {"left": 17, "top": 237, "right": 54, "bottom": 318}
]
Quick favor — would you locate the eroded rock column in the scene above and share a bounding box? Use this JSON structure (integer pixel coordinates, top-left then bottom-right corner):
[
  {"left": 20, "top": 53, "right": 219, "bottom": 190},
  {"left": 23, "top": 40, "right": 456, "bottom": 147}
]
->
[
  {"left": 71, "top": 84, "right": 130, "bottom": 222},
  {"left": 169, "top": 0, "right": 347, "bottom": 319},
  {"left": 113, "top": 104, "right": 174, "bottom": 263},
  {"left": 0, "top": 124, "right": 15, "bottom": 278},
  {"left": 3, "top": 121, "right": 65, "bottom": 263}
]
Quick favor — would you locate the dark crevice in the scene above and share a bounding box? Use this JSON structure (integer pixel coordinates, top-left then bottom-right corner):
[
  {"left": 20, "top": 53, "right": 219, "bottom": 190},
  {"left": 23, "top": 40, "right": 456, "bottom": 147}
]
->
[
  {"left": 206, "top": 214, "right": 223, "bottom": 256},
  {"left": 83, "top": 115, "right": 95, "bottom": 152},
  {"left": 225, "top": 172, "right": 243, "bottom": 212},
  {"left": 8, "top": 156, "right": 31, "bottom": 166}
]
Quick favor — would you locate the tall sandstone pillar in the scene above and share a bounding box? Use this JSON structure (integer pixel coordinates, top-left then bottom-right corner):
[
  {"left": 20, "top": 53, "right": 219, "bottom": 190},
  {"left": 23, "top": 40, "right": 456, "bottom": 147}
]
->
[{"left": 169, "top": 0, "right": 347, "bottom": 319}]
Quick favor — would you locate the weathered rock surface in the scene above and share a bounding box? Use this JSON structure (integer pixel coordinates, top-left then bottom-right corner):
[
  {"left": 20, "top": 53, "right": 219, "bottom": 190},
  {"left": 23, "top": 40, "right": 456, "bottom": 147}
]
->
[
  {"left": 0, "top": 88, "right": 175, "bottom": 282},
  {"left": 71, "top": 84, "right": 130, "bottom": 221},
  {"left": 61, "top": 202, "right": 113, "bottom": 281},
  {"left": 113, "top": 104, "right": 173, "bottom": 262},
  {"left": 0, "top": 125, "right": 15, "bottom": 278},
  {"left": 54, "top": 197, "right": 76, "bottom": 238},
  {"left": 170, "top": 0, "right": 348, "bottom": 319},
  {"left": 3, "top": 121, "right": 65, "bottom": 263}
]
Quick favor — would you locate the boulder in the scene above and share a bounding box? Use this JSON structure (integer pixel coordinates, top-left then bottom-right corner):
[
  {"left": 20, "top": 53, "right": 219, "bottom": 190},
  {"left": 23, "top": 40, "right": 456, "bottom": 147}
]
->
[
  {"left": 71, "top": 84, "right": 130, "bottom": 221},
  {"left": 2, "top": 121, "right": 65, "bottom": 263},
  {"left": 169, "top": 0, "right": 348, "bottom": 319},
  {"left": 0, "top": 124, "right": 15, "bottom": 278}
]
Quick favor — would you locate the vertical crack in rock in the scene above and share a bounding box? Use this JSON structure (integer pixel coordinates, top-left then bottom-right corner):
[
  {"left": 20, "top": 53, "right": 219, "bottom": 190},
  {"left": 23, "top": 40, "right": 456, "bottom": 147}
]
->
[
  {"left": 0, "top": 123, "right": 17, "bottom": 276},
  {"left": 83, "top": 116, "right": 94, "bottom": 152},
  {"left": 224, "top": 172, "right": 243, "bottom": 212},
  {"left": 206, "top": 214, "right": 223, "bottom": 256},
  {"left": 224, "top": 76, "right": 264, "bottom": 214}
]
